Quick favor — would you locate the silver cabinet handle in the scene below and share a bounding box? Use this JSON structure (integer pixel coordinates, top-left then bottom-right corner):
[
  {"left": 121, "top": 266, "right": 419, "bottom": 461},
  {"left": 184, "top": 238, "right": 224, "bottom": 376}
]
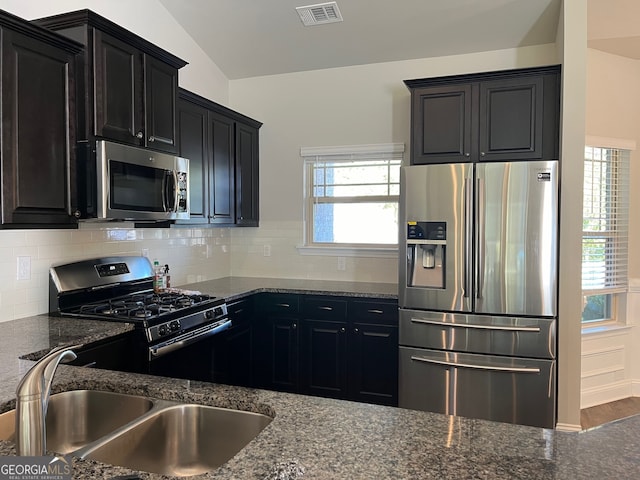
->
[
  {"left": 340, "top": 327, "right": 346, "bottom": 333},
  {"left": 292, "top": 323, "right": 297, "bottom": 329},
  {"left": 149, "top": 136, "right": 173, "bottom": 145},
  {"left": 480, "top": 152, "right": 486, "bottom": 156},
  {"left": 465, "top": 152, "right": 470, "bottom": 157},
  {"left": 318, "top": 306, "right": 333, "bottom": 311},
  {"left": 276, "top": 303, "right": 290, "bottom": 308},
  {"left": 134, "top": 131, "right": 143, "bottom": 139},
  {"left": 354, "top": 328, "right": 359, "bottom": 333},
  {"left": 367, "top": 309, "right": 383, "bottom": 314},
  {"left": 409, "top": 317, "right": 540, "bottom": 333},
  {"left": 410, "top": 355, "right": 540, "bottom": 373}
]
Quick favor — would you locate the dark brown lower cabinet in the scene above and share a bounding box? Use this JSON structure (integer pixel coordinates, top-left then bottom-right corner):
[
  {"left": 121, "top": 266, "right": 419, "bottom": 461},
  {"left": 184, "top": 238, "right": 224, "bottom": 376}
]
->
[
  {"left": 299, "top": 319, "right": 348, "bottom": 399},
  {"left": 255, "top": 293, "right": 398, "bottom": 406},
  {"left": 349, "top": 323, "right": 399, "bottom": 406}
]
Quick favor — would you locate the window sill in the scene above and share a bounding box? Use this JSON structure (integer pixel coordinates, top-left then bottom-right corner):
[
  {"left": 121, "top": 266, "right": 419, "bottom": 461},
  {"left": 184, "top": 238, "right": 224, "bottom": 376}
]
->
[
  {"left": 296, "top": 245, "right": 398, "bottom": 258},
  {"left": 581, "top": 322, "right": 632, "bottom": 337}
]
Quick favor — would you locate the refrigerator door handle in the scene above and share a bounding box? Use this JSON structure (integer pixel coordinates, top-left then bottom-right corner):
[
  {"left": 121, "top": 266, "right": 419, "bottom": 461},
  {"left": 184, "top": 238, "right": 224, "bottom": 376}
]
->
[
  {"left": 476, "top": 177, "right": 485, "bottom": 299},
  {"left": 464, "top": 178, "right": 473, "bottom": 298},
  {"left": 410, "top": 355, "right": 541, "bottom": 374},
  {"left": 409, "top": 317, "right": 541, "bottom": 333}
]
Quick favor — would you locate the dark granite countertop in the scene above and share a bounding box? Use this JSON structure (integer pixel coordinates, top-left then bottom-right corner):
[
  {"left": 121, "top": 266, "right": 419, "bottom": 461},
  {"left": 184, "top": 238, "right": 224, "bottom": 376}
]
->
[
  {"left": 180, "top": 276, "right": 398, "bottom": 302},
  {"left": 0, "top": 280, "right": 638, "bottom": 479}
]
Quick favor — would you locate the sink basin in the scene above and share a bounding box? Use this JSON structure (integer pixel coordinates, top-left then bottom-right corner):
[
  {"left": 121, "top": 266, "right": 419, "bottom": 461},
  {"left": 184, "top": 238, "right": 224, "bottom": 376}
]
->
[
  {"left": 84, "top": 404, "right": 273, "bottom": 477},
  {"left": 0, "top": 390, "right": 153, "bottom": 454}
]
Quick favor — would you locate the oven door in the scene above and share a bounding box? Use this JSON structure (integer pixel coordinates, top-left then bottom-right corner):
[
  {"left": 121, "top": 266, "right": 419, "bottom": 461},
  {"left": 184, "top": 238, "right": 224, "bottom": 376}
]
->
[{"left": 147, "top": 319, "right": 231, "bottom": 381}]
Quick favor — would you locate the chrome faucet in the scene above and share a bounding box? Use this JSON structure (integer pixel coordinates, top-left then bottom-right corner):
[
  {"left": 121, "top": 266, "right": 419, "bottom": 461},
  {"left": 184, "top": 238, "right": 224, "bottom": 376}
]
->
[{"left": 15, "top": 345, "right": 77, "bottom": 456}]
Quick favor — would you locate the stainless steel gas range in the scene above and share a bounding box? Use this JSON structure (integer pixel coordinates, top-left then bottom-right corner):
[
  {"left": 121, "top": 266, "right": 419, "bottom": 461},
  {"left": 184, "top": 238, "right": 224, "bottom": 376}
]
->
[{"left": 49, "top": 256, "right": 230, "bottom": 372}]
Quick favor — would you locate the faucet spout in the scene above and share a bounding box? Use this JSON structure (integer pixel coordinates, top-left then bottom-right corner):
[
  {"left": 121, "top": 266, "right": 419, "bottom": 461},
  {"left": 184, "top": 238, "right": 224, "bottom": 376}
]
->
[{"left": 15, "top": 345, "right": 77, "bottom": 456}]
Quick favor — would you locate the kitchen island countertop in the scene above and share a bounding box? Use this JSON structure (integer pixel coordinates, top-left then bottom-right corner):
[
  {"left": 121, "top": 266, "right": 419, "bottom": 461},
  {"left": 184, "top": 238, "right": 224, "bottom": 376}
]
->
[{"left": 0, "top": 278, "right": 638, "bottom": 479}]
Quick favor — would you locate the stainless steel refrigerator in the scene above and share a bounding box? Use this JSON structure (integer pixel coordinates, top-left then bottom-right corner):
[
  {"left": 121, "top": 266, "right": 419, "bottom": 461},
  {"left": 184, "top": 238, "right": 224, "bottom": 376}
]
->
[{"left": 398, "top": 161, "right": 557, "bottom": 428}]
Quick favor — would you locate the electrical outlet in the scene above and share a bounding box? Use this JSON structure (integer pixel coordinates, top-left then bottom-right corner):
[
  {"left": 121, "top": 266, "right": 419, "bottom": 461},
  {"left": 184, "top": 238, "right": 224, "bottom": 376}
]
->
[
  {"left": 17, "top": 256, "right": 31, "bottom": 280},
  {"left": 337, "top": 257, "right": 346, "bottom": 271},
  {"left": 263, "top": 244, "right": 271, "bottom": 257},
  {"left": 141, "top": 248, "right": 149, "bottom": 257}
]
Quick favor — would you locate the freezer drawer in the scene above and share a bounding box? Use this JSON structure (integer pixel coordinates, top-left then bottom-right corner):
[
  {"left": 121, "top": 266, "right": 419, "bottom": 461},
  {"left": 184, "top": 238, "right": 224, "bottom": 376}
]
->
[
  {"left": 399, "top": 346, "right": 556, "bottom": 428},
  {"left": 399, "top": 309, "right": 556, "bottom": 359}
]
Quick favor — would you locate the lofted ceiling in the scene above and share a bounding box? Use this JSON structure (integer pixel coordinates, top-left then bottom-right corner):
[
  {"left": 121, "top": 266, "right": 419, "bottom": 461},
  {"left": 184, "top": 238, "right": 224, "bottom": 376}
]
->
[
  {"left": 158, "top": 0, "right": 563, "bottom": 80},
  {"left": 587, "top": 0, "right": 640, "bottom": 60}
]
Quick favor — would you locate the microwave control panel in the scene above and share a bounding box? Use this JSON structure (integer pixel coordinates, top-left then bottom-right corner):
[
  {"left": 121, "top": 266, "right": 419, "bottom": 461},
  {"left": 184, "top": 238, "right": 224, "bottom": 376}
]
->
[{"left": 177, "top": 172, "right": 188, "bottom": 213}]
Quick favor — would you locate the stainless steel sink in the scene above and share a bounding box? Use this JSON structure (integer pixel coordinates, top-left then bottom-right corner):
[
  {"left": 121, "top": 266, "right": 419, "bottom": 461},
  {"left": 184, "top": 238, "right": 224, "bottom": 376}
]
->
[
  {"left": 0, "top": 390, "right": 153, "bottom": 453},
  {"left": 83, "top": 404, "right": 273, "bottom": 477}
]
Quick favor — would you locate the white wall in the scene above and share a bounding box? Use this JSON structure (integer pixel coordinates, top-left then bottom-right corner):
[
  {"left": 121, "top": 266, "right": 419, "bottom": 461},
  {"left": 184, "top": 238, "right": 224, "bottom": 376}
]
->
[
  {"left": 581, "top": 48, "right": 640, "bottom": 406},
  {"left": 0, "top": 0, "right": 229, "bottom": 103},
  {"left": 227, "top": 44, "right": 558, "bottom": 282}
]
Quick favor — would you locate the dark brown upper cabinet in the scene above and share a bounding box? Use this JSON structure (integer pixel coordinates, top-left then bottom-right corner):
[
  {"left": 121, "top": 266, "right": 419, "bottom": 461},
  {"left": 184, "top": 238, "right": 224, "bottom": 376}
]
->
[
  {"left": 0, "top": 9, "right": 82, "bottom": 227},
  {"left": 405, "top": 66, "right": 560, "bottom": 164},
  {"left": 34, "top": 9, "right": 186, "bottom": 154},
  {"left": 176, "top": 89, "right": 261, "bottom": 227}
]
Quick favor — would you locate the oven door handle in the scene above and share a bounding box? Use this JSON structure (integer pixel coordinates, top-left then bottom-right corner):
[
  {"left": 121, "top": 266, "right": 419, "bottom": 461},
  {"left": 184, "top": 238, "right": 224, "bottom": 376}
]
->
[{"left": 149, "top": 319, "right": 231, "bottom": 359}]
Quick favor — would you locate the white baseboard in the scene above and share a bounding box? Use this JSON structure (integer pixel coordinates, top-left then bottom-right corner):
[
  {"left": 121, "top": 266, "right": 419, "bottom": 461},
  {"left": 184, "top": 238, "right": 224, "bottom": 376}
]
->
[
  {"left": 581, "top": 380, "right": 634, "bottom": 408},
  {"left": 555, "top": 422, "right": 582, "bottom": 432}
]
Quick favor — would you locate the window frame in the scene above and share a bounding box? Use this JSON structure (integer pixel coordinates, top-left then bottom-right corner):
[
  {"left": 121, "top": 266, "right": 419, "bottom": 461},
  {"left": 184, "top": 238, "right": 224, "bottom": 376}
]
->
[
  {"left": 581, "top": 142, "right": 631, "bottom": 326},
  {"left": 300, "top": 143, "right": 403, "bottom": 254}
]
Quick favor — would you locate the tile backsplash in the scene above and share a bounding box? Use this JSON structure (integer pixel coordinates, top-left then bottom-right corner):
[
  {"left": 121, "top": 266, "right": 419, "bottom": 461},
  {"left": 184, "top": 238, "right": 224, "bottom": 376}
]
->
[
  {"left": 0, "top": 220, "right": 398, "bottom": 323},
  {"left": 0, "top": 225, "right": 230, "bottom": 323}
]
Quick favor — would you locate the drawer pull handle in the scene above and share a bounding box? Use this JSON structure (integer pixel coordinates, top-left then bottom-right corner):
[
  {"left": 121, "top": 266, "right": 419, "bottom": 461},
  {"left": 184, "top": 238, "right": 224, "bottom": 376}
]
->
[
  {"left": 410, "top": 318, "right": 541, "bottom": 333},
  {"left": 276, "top": 303, "right": 291, "bottom": 308},
  {"left": 368, "top": 309, "right": 384, "bottom": 314},
  {"left": 410, "top": 356, "right": 540, "bottom": 374},
  {"left": 318, "top": 306, "right": 333, "bottom": 311}
]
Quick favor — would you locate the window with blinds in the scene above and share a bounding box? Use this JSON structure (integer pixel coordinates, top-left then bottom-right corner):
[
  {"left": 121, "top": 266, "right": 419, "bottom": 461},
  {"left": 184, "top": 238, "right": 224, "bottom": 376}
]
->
[
  {"left": 302, "top": 144, "right": 403, "bottom": 247},
  {"left": 581, "top": 146, "right": 630, "bottom": 323}
]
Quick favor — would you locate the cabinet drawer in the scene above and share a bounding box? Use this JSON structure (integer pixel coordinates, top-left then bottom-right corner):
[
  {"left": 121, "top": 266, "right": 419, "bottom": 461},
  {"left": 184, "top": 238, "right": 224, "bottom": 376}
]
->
[
  {"left": 227, "top": 298, "right": 253, "bottom": 325},
  {"left": 349, "top": 300, "right": 398, "bottom": 325},
  {"left": 258, "top": 293, "right": 300, "bottom": 314},
  {"left": 302, "top": 297, "right": 347, "bottom": 321}
]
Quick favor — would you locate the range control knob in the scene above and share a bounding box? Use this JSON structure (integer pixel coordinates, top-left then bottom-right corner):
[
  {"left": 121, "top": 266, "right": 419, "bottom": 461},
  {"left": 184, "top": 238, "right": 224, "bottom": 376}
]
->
[
  {"left": 205, "top": 310, "right": 214, "bottom": 320},
  {"left": 169, "top": 321, "right": 180, "bottom": 331},
  {"left": 158, "top": 325, "right": 168, "bottom": 336},
  {"left": 214, "top": 307, "right": 223, "bottom": 317}
]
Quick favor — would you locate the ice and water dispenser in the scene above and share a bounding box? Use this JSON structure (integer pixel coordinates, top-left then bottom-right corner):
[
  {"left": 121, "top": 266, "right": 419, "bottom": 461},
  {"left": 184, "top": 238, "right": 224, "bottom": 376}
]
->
[{"left": 406, "top": 221, "right": 446, "bottom": 289}]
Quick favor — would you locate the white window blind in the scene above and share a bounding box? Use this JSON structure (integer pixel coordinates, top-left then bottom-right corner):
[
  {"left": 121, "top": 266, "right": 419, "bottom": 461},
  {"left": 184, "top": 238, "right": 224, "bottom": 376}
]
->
[
  {"left": 582, "top": 146, "right": 630, "bottom": 295},
  {"left": 301, "top": 144, "right": 403, "bottom": 247}
]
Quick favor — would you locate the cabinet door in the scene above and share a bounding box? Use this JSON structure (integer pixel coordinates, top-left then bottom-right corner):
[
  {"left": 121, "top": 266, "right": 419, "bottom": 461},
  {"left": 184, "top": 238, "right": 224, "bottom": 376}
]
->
[
  {"left": 177, "top": 98, "right": 208, "bottom": 223},
  {"left": 299, "top": 319, "right": 348, "bottom": 399},
  {"left": 93, "top": 30, "right": 144, "bottom": 145},
  {"left": 349, "top": 323, "right": 398, "bottom": 406},
  {"left": 235, "top": 122, "right": 259, "bottom": 225},
  {"left": 1, "top": 29, "right": 77, "bottom": 226},
  {"left": 411, "top": 84, "right": 472, "bottom": 164},
  {"left": 260, "top": 316, "right": 299, "bottom": 392},
  {"left": 478, "top": 76, "right": 544, "bottom": 161},
  {"left": 208, "top": 111, "right": 235, "bottom": 224},
  {"left": 145, "top": 55, "right": 178, "bottom": 154}
]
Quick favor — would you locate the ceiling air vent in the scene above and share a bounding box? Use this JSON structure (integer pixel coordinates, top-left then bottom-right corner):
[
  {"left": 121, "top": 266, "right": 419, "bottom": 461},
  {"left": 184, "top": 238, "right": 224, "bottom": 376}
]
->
[{"left": 296, "top": 2, "right": 343, "bottom": 26}]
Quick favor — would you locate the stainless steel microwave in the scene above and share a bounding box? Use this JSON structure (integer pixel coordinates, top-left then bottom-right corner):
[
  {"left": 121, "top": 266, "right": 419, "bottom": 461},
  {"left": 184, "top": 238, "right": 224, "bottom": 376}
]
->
[{"left": 95, "top": 140, "right": 189, "bottom": 221}]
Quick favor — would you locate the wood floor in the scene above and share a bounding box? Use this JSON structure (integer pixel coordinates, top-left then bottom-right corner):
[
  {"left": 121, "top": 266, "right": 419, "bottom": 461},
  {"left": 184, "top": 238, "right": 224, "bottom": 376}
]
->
[{"left": 580, "top": 397, "right": 640, "bottom": 430}]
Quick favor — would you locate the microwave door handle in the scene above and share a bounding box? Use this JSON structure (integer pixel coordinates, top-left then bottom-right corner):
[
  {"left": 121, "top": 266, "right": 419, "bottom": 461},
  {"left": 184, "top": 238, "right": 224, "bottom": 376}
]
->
[
  {"left": 171, "top": 171, "right": 179, "bottom": 212},
  {"left": 162, "top": 171, "right": 178, "bottom": 212}
]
